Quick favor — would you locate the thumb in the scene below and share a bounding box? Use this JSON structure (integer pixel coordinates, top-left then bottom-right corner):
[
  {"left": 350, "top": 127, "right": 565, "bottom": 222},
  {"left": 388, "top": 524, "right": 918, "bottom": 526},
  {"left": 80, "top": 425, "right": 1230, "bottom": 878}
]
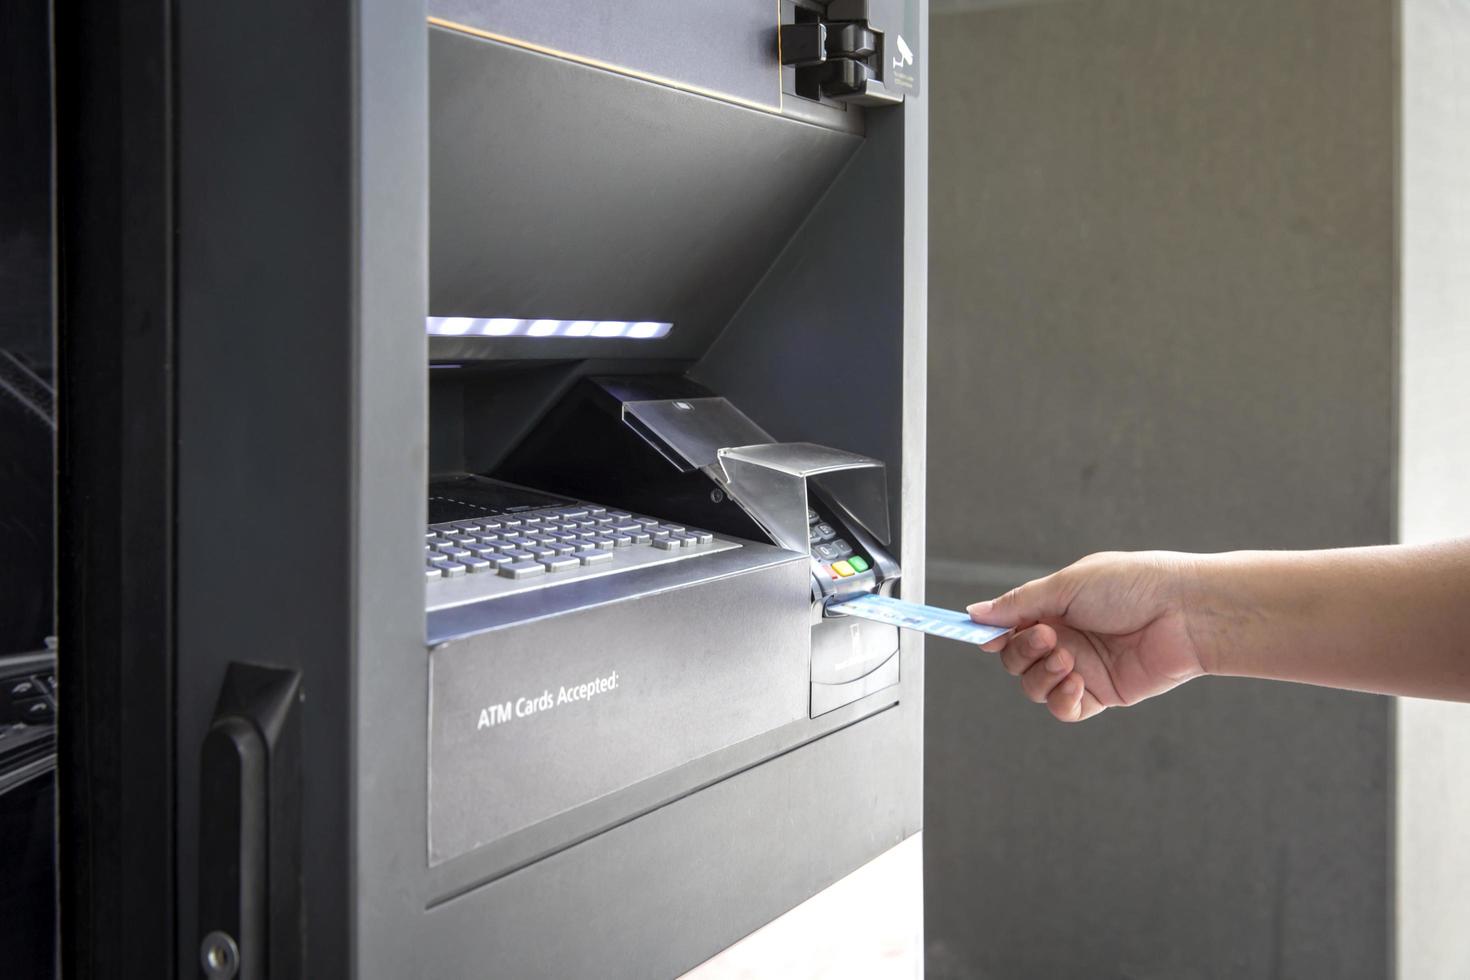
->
[{"left": 967, "top": 572, "right": 1072, "bottom": 628}]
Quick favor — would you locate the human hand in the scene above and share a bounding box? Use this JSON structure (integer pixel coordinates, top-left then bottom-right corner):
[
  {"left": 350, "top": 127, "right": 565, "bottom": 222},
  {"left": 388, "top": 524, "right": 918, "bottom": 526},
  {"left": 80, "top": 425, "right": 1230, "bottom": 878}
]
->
[{"left": 969, "top": 552, "right": 1210, "bottom": 722}]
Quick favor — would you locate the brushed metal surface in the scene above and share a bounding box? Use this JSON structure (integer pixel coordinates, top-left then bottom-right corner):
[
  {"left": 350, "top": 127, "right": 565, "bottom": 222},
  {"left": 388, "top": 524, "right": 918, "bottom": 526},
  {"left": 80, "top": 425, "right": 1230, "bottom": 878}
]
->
[
  {"left": 425, "top": 536, "right": 742, "bottom": 610},
  {"left": 811, "top": 649, "right": 900, "bottom": 718},
  {"left": 426, "top": 538, "right": 799, "bottom": 645},
  {"left": 428, "top": 554, "right": 811, "bottom": 863},
  {"left": 811, "top": 615, "right": 901, "bottom": 686}
]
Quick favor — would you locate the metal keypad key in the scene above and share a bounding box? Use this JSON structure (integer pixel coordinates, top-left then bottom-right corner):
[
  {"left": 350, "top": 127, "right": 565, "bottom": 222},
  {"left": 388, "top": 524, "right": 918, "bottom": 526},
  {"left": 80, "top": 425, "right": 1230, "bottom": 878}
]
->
[{"left": 426, "top": 496, "right": 732, "bottom": 604}]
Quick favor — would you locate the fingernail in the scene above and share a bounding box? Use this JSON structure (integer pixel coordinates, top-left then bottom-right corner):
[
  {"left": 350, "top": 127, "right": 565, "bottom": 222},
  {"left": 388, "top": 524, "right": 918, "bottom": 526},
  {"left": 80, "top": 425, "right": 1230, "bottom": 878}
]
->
[
  {"left": 967, "top": 600, "right": 993, "bottom": 618},
  {"left": 1045, "top": 652, "right": 1066, "bottom": 673},
  {"left": 1030, "top": 631, "right": 1049, "bottom": 651}
]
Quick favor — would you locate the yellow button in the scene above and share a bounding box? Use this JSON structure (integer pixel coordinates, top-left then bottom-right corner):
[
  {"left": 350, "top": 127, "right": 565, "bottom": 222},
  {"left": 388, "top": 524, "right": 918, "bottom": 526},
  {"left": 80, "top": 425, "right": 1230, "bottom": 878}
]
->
[{"left": 832, "top": 560, "right": 856, "bottom": 577}]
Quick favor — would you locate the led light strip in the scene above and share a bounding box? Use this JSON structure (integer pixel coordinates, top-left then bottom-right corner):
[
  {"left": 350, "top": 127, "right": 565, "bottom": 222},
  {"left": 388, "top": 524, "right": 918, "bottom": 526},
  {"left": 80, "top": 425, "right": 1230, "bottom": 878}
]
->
[{"left": 426, "top": 317, "right": 672, "bottom": 340}]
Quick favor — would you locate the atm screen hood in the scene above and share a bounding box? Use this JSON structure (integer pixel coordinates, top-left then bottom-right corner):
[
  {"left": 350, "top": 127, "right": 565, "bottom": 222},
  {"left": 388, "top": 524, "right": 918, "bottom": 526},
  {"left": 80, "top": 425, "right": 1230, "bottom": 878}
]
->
[{"left": 428, "top": 23, "right": 864, "bottom": 364}]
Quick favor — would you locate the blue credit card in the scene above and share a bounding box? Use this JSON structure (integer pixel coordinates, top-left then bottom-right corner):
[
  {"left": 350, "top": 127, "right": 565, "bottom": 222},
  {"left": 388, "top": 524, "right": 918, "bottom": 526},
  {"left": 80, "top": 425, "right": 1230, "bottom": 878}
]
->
[{"left": 825, "top": 593, "right": 1010, "bottom": 645}]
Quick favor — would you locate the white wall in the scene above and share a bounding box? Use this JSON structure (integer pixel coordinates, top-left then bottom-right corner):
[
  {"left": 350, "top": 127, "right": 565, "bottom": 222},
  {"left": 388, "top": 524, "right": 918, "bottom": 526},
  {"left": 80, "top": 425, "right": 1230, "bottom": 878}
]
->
[{"left": 1395, "top": 2, "right": 1470, "bottom": 977}]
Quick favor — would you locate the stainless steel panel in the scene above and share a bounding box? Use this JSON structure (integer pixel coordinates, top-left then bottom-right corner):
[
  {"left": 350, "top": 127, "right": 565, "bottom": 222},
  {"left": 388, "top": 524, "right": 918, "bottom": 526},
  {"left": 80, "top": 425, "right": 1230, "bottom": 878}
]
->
[
  {"left": 428, "top": 555, "right": 811, "bottom": 863},
  {"left": 426, "top": 537, "right": 799, "bottom": 645},
  {"left": 811, "top": 615, "right": 900, "bottom": 686},
  {"left": 811, "top": 650, "right": 900, "bottom": 718}
]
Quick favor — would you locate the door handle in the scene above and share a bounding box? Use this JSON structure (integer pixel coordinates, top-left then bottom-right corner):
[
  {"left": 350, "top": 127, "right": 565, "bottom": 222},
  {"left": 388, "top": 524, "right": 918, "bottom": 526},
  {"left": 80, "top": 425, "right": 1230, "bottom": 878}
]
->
[{"left": 198, "top": 663, "right": 302, "bottom": 979}]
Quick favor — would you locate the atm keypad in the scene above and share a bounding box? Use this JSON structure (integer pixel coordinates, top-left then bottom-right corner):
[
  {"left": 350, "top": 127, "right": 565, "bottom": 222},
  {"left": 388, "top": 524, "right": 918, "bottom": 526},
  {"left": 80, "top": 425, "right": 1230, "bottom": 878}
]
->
[
  {"left": 426, "top": 505, "right": 718, "bottom": 581},
  {"left": 807, "top": 507, "right": 875, "bottom": 585}
]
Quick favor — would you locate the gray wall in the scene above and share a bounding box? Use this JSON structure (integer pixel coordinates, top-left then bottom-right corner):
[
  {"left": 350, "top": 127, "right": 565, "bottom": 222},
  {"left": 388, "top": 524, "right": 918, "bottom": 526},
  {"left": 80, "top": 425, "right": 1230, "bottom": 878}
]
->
[{"left": 923, "top": 0, "right": 1398, "bottom": 977}]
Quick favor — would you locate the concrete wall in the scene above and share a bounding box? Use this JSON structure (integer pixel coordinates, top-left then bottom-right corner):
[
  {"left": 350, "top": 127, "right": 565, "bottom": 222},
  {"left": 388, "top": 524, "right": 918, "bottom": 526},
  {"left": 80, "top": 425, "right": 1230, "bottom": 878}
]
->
[
  {"left": 1395, "top": 2, "right": 1470, "bottom": 978},
  {"left": 924, "top": 0, "right": 1399, "bottom": 976}
]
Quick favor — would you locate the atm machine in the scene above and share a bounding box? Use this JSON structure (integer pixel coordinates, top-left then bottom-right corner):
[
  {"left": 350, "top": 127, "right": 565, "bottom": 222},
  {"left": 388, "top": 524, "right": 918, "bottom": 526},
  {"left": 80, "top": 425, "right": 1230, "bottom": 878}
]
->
[{"left": 59, "top": 1, "right": 928, "bottom": 976}]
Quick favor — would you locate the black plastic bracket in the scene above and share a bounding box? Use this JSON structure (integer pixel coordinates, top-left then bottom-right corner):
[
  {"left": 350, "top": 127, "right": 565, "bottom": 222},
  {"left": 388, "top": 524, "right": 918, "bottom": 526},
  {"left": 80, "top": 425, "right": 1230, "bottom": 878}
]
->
[
  {"left": 782, "top": 3, "right": 902, "bottom": 105},
  {"left": 780, "top": 22, "right": 828, "bottom": 67}
]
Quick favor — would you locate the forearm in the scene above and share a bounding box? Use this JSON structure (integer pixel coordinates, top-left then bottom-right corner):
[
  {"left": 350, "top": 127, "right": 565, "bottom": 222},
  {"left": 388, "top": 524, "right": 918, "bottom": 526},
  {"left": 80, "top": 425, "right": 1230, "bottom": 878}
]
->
[{"left": 1191, "top": 540, "right": 1470, "bottom": 700}]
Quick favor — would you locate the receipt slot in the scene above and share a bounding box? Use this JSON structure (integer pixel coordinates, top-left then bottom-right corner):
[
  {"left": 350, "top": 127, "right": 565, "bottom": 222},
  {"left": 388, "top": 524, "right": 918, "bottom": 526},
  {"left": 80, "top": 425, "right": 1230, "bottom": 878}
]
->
[{"left": 64, "top": 0, "right": 929, "bottom": 976}]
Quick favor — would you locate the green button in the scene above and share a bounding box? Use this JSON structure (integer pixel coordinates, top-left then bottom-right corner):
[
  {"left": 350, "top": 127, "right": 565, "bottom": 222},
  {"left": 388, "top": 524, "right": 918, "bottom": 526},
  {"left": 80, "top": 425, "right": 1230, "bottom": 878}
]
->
[{"left": 848, "top": 555, "right": 870, "bottom": 573}]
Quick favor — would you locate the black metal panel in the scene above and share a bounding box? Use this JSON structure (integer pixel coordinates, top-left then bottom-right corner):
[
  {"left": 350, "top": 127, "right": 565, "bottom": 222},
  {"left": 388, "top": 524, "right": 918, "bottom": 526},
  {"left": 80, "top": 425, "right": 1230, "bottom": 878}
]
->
[
  {"left": 0, "top": 356, "right": 52, "bottom": 656},
  {"left": 416, "top": 700, "right": 916, "bottom": 978},
  {"left": 408, "top": 10, "right": 925, "bottom": 975},
  {"left": 54, "top": 0, "right": 177, "bottom": 974},
  {"left": 693, "top": 110, "right": 908, "bottom": 554},
  {"left": 171, "top": 0, "right": 387, "bottom": 973},
  {"left": 57, "top": 0, "right": 927, "bottom": 975},
  {"left": 428, "top": 26, "right": 862, "bottom": 362},
  {"left": 429, "top": 0, "right": 782, "bottom": 109},
  {"left": 0, "top": 0, "right": 53, "bottom": 370},
  {"left": 0, "top": 770, "right": 54, "bottom": 979},
  {"left": 493, "top": 376, "right": 771, "bottom": 542}
]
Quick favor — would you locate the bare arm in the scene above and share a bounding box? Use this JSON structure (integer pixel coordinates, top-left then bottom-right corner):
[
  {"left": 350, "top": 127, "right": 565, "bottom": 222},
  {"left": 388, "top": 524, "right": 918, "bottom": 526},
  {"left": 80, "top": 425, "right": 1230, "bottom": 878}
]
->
[
  {"left": 1192, "top": 541, "right": 1470, "bottom": 700},
  {"left": 969, "top": 540, "right": 1470, "bottom": 722}
]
